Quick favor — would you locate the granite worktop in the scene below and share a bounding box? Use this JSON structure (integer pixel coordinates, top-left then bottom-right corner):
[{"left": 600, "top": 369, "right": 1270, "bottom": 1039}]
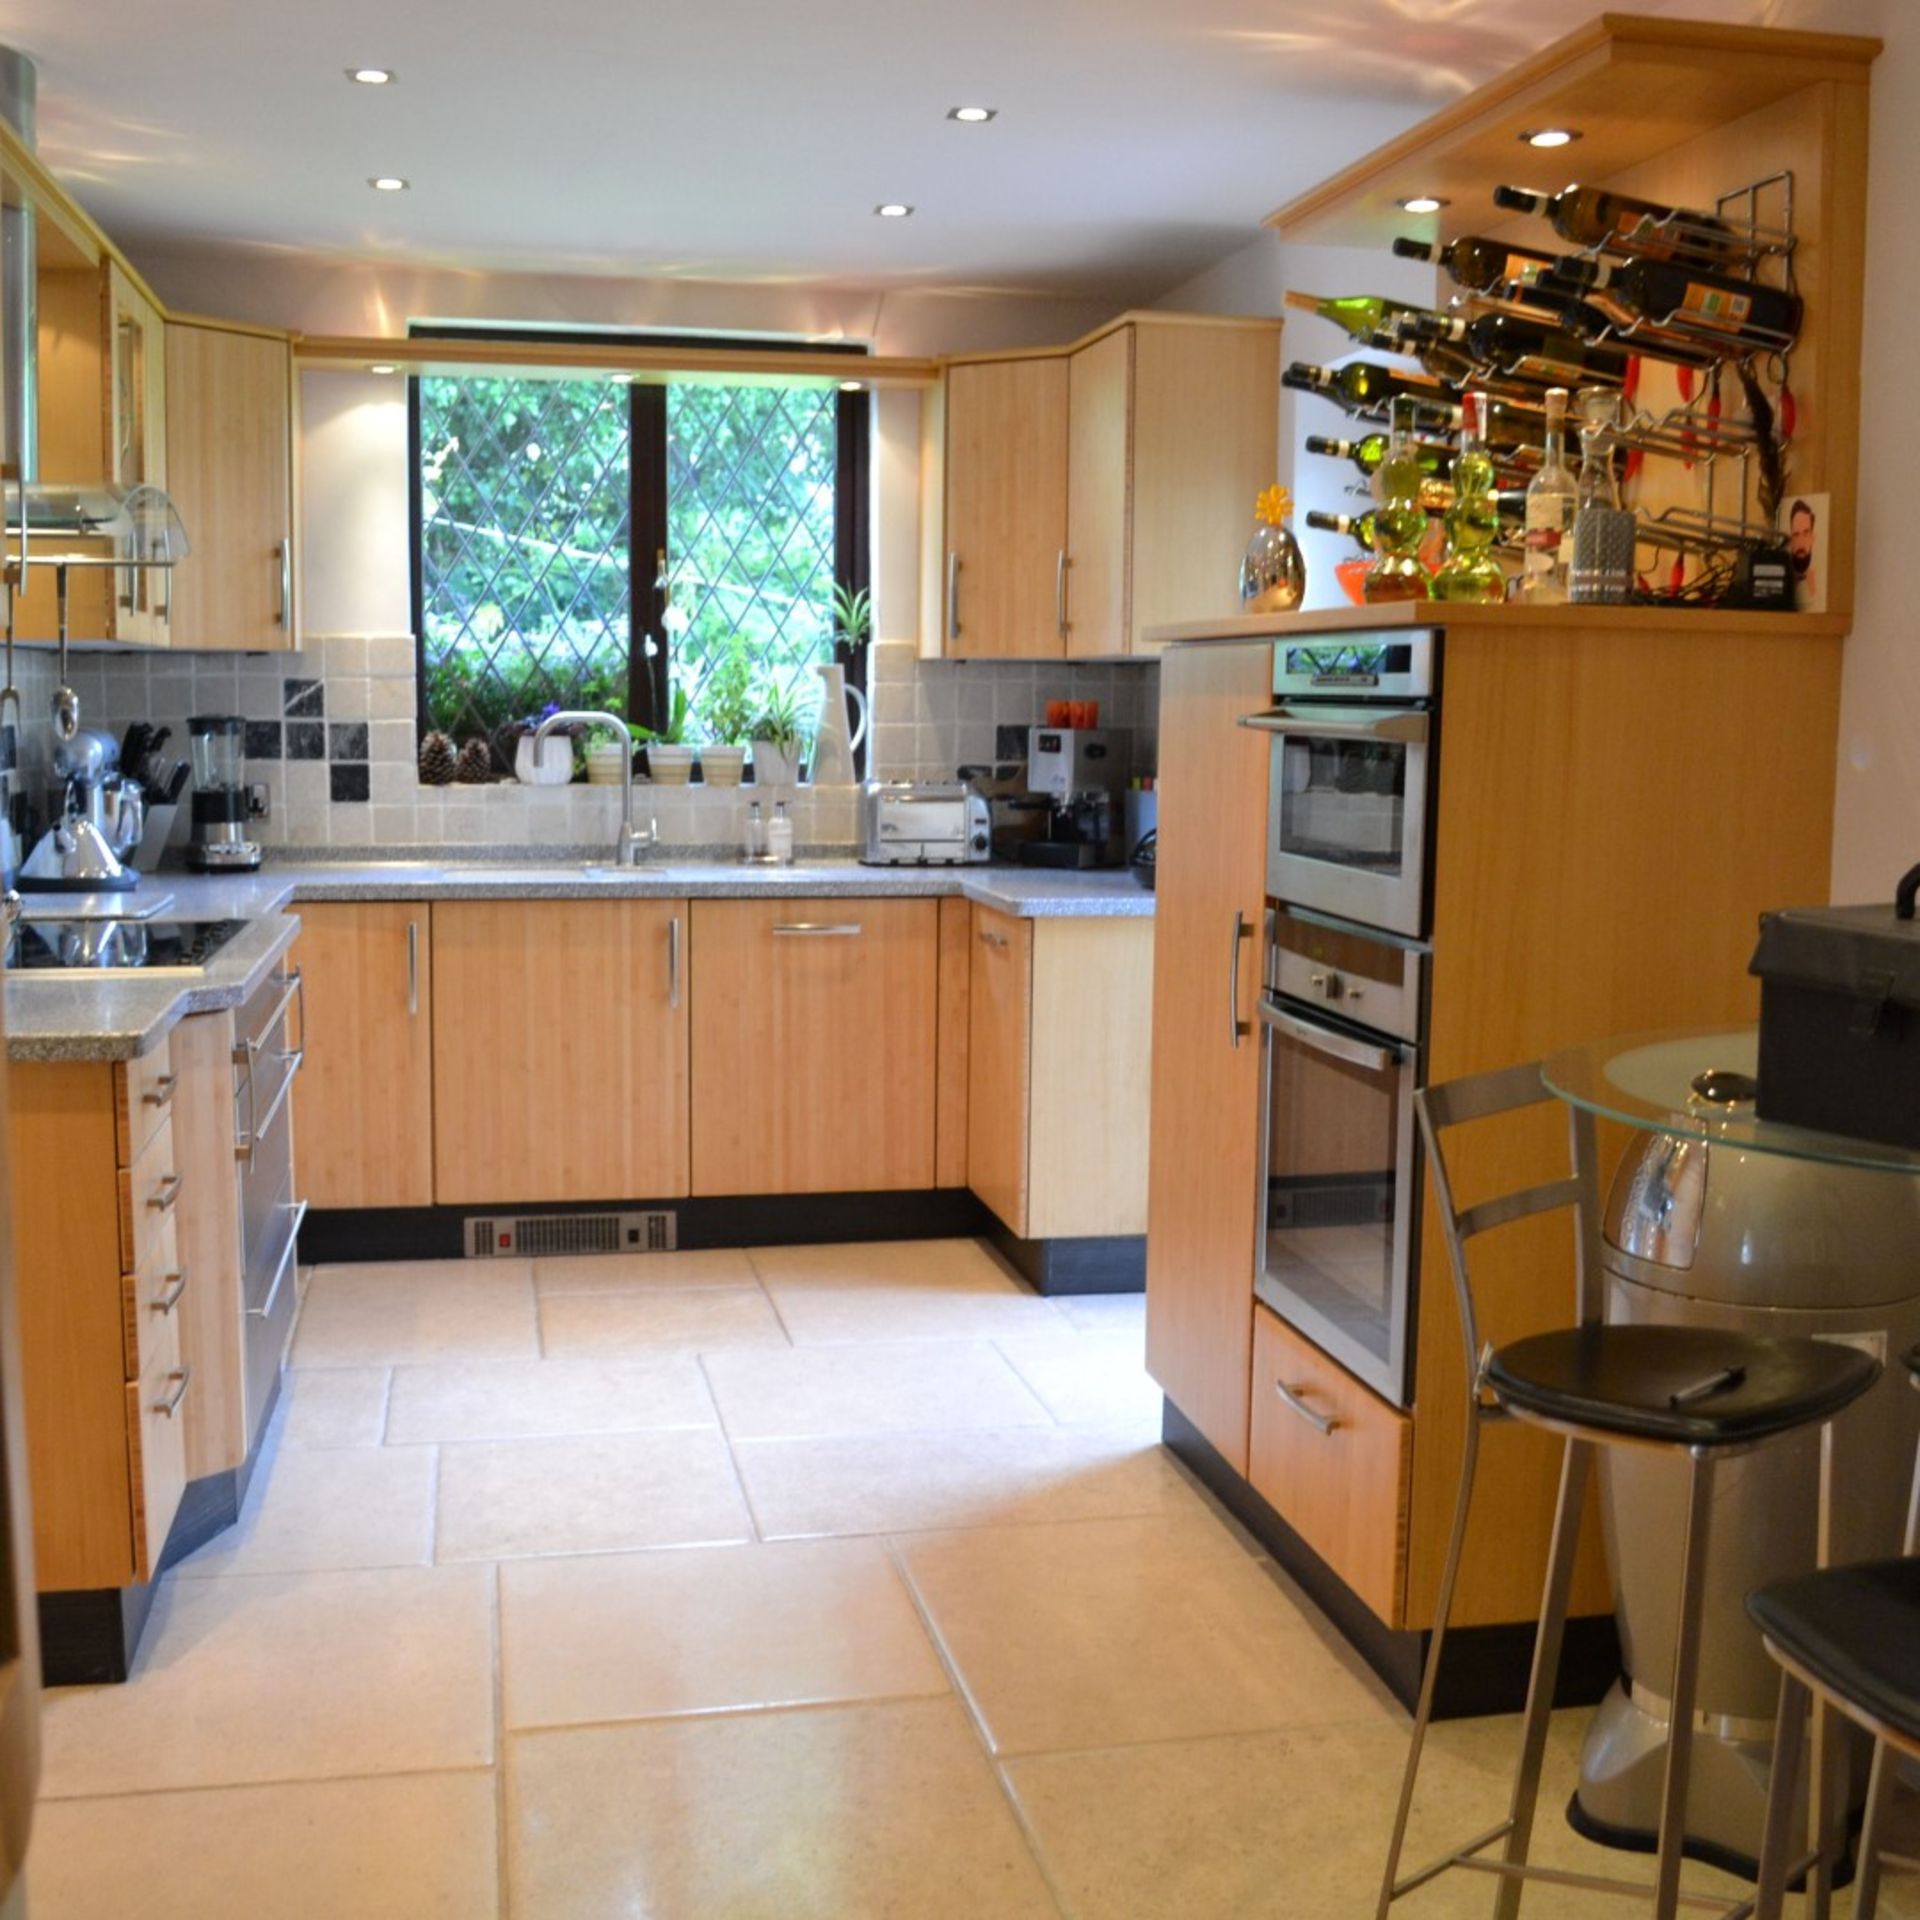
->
[{"left": 6, "top": 854, "right": 1152, "bottom": 1062}]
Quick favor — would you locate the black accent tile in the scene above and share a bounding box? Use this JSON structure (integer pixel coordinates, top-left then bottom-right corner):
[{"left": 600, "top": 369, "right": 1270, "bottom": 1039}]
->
[
  {"left": 244, "top": 720, "right": 282, "bottom": 760},
  {"left": 329, "top": 764, "right": 371, "bottom": 804},
  {"left": 285, "top": 722, "right": 325, "bottom": 761},
  {"left": 284, "top": 678, "right": 324, "bottom": 718},
  {"left": 995, "top": 723, "right": 1030, "bottom": 762},
  {"left": 328, "top": 722, "right": 370, "bottom": 762}
]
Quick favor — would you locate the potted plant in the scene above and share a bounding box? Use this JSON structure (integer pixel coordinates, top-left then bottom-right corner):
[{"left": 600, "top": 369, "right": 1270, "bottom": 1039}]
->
[
  {"left": 697, "top": 640, "right": 755, "bottom": 787},
  {"left": 830, "top": 582, "right": 872, "bottom": 662},
  {"left": 504, "top": 703, "right": 582, "bottom": 785},
  {"left": 634, "top": 685, "right": 695, "bottom": 783},
  {"left": 751, "top": 676, "right": 809, "bottom": 788},
  {"left": 583, "top": 720, "right": 638, "bottom": 787}
]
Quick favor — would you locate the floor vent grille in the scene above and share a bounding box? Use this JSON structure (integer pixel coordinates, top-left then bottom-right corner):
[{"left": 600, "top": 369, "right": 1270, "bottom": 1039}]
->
[{"left": 466, "top": 1211, "right": 678, "bottom": 1258}]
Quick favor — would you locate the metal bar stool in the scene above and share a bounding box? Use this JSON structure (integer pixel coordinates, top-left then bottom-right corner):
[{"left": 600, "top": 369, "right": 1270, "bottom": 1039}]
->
[
  {"left": 1749, "top": 1346, "right": 1920, "bottom": 1918},
  {"left": 1377, "top": 1060, "right": 1883, "bottom": 1920}
]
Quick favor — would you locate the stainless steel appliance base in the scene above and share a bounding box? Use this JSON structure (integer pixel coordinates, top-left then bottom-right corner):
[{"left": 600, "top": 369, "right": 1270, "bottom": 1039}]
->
[{"left": 186, "top": 841, "right": 262, "bottom": 871}]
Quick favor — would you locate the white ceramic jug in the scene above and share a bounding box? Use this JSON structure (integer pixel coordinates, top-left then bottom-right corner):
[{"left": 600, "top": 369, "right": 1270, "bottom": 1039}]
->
[{"left": 810, "top": 660, "right": 868, "bottom": 788}]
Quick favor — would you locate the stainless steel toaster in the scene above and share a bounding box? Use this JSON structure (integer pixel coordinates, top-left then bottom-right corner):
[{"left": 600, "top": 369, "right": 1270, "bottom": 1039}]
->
[{"left": 860, "top": 782, "right": 991, "bottom": 866}]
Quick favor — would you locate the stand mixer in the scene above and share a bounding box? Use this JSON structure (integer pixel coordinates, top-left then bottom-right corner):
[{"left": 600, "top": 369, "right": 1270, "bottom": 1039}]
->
[{"left": 18, "top": 728, "right": 145, "bottom": 892}]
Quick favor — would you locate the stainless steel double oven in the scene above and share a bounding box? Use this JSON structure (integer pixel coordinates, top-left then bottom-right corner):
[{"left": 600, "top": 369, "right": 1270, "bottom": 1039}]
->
[{"left": 1241, "top": 631, "right": 1436, "bottom": 1408}]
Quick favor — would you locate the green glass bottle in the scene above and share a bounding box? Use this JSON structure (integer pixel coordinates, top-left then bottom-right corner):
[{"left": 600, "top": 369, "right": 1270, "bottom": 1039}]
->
[
  {"left": 1282, "top": 289, "right": 1433, "bottom": 343},
  {"left": 1282, "top": 360, "right": 1444, "bottom": 419},
  {"left": 1303, "top": 432, "right": 1452, "bottom": 481},
  {"left": 1362, "top": 399, "right": 1432, "bottom": 604},
  {"left": 1305, "top": 508, "right": 1382, "bottom": 554},
  {"left": 1429, "top": 392, "right": 1509, "bottom": 605}
]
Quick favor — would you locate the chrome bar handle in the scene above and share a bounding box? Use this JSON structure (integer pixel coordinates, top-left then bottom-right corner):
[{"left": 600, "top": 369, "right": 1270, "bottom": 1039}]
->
[
  {"left": 249, "top": 1200, "right": 309, "bottom": 1322},
  {"left": 1275, "top": 1380, "right": 1340, "bottom": 1436},
  {"left": 1228, "top": 911, "right": 1251, "bottom": 1050},
  {"left": 143, "top": 1073, "right": 178, "bottom": 1112},
  {"left": 150, "top": 1268, "right": 189, "bottom": 1316},
  {"left": 261, "top": 966, "right": 303, "bottom": 1042},
  {"left": 234, "top": 1031, "right": 259, "bottom": 1161},
  {"left": 978, "top": 928, "right": 1009, "bottom": 951},
  {"left": 1055, "top": 549, "right": 1068, "bottom": 641},
  {"left": 668, "top": 914, "right": 681, "bottom": 1011},
  {"left": 152, "top": 1365, "right": 192, "bottom": 1419},
  {"left": 773, "top": 923, "right": 863, "bottom": 937},
  {"left": 1237, "top": 709, "right": 1430, "bottom": 746},
  {"left": 946, "top": 552, "right": 960, "bottom": 642},
  {"left": 406, "top": 920, "right": 419, "bottom": 1017},
  {"left": 1259, "top": 999, "right": 1400, "bottom": 1076},
  {"left": 276, "top": 540, "right": 291, "bottom": 628},
  {"left": 249, "top": 1049, "right": 304, "bottom": 1157},
  {"left": 147, "top": 1172, "right": 184, "bottom": 1215}
]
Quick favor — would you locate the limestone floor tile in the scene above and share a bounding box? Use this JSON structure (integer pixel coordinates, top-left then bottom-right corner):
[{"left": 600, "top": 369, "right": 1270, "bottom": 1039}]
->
[
  {"left": 733, "top": 1421, "right": 1193, "bottom": 1538},
  {"left": 501, "top": 1537, "right": 948, "bottom": 1728},
  {"left": 1003, "top": 1712, "right": 1756, "bottom": 1920},
  {"left": 702, "top": 1339, "right": 1051, "bottom": 1440},
  {"left": 896, "top": 1512, "right": 1394, "bottom": 1756},
  {"left": 996, "top": 1330, "right": 1163, "bottom": 1430},
  {"left": 748, "top": 1237, "right": 1024, "bottom": 1293},
  {"left": 1050, "top": 1291, "right": 1147, "bottom": 1334},
  {"left": 436, "top": 1427, "right": 753, "bottom": 1560},
  {"left": 537, "top": 1286, "right": 790, "bottom": 1357},
  {"left": 534, "top": 1246, "right": 760, "bottom": 1293},
  {"left": 41, "top": 1565, "right": 495, "bottom": 1797},
  {"left": 386, "top": 1353, "right": 717, "bottom": 1442},
  {"left": 291, "top": 1259, "right": 538, "bottom": 1366},
  {"left": 28, "top": 1769, "right": 498, "bottom": 1919},
  {"left": 268, "top": 1365, "right": 391, "bottom": 1447},
  {"left": 507, "top": 1698, "right": 1057, "bottom": 1919},
  {"left": 171, "top": 1440, "right": 436, "bottom": 1578}
]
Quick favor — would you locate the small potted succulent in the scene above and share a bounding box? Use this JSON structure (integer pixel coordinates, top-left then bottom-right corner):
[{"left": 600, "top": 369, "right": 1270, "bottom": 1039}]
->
[
  {"left": 504, "top": 703, "right": 582, "bottom": 785},
  {"left": 697, "top": 640, "right": 755, "bottom": 787},
  {"left": 634, "top": 686, "right": 695, "bottom": 783},
  {"left": 751, "top": 676, "right": 809, "bottom": 788}
]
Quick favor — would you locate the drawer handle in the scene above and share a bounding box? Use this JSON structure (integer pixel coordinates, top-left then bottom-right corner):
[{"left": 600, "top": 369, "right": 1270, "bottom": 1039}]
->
[
  {"left": 772, "top": 923, "right": 863, "bottom": 937},
  {"left": 150, "top": 1268, "right": 189, "bottom": 1316},
  {"left": 142, "top": 1074, "right": 178, "bottom": 1111},
  {"left": 1275, "top": 1380, "right": 1340, "bottom": 1436},
  {"left": 152, "top": 1365, "right": 192, "bottom": 1419},
  {"left": 147, "top": 1173, "right": 184, "bottom": 1215},
  {"left": 978, "top": 929, "right": 1009, "bottom": 951}
]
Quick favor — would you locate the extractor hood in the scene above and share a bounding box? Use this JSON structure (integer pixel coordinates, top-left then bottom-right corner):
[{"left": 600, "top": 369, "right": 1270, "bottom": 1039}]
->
[{"left": 8, "top": 483, "right": 190, "bottom": 563}]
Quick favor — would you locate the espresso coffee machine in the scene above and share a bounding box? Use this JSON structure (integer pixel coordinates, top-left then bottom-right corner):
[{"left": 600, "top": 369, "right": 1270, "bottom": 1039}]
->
[
  {"left": 187, "top": 715, "right": 261, "bottom": 871},
  {"left": 1019, "top": 727, "right": 1131, "bottom": 868}
]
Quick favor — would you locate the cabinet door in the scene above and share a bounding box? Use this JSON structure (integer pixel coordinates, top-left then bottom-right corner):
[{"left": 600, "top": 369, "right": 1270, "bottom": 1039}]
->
[
  {"left": 165, "top": 322, "right": 296, "bottom": 651},
  {"left": 292, "top": 903, "right": 434, "bottom": 1210},
  {"left": 1065, "top": 327, "right": 1133, "bottom": 660},
  {"left": 432, "top": 901, "right": 690, "bottom": 1204},
  {"left": 966, "top": 905, "right": 1033, "bottom": 1236},
  {"left": 943, "top": 357, "right": 1069, "bottom": 659},
  {"left": 691, "top": 900, "right": 938, "bottom": 1195},
  {"left": 1144, "top": 641, "right": 1272, "bottom": 1473}
]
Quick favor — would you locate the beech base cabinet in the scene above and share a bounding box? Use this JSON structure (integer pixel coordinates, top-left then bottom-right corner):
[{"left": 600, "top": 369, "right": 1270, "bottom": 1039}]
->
[
  {"left": 691, "top": 900, "right": 940, "bottom": 1196},
  {"left": 967, "top": 906, "right": 1154, "bottom": 1241}
]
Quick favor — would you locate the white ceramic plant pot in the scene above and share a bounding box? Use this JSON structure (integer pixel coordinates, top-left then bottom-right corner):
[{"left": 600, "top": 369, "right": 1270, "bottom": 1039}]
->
[
  {"left": 515, "top": 735, "right": 574, "bottom": 786},
  {"left": 584, "top": 741, "right": 630, "bottom": 787},
  {"left": 700, "top": 745, "right": 748, "bottom": 788},
  {"left": 646, "top": 744, "right": 696, "bottom": 785},
  {"left": 751, "top": 740, "right": 802, "bottom": 788}
]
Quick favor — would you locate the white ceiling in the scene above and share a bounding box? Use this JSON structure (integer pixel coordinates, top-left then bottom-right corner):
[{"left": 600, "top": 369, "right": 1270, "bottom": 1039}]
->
[{"left": 6, "top": 0, "right": 1793, "bottom": 303}]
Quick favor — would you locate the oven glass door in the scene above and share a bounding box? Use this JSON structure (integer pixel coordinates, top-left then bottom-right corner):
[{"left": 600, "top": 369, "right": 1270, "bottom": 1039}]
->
[
  {"left": 1255, "top": 706, "right": 1430, "bottom": 937},
  {"left": 1256, "top": 995, "right": 1417, "bottom": 1406}
]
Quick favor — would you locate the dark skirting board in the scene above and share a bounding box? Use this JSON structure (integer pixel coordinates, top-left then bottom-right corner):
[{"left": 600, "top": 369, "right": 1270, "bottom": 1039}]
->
[{"left": 984, "top": 1222, "right": 1146, "bottom": 1296}]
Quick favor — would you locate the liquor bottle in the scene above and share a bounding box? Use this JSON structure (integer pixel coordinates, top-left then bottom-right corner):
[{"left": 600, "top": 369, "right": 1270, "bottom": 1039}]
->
[
  {"left": 1518, "top": 387, "right": 1577, "bottom": 605},
  {"left": 1303, "top": 432, "right": 1454, "bottom": 481},
  {"left": 1492, "top": 183, "right": 1734, "bottom": 261},
  {"left": 1539, "top": 253, "right": 1802, "bottom": 351},
  {"left": 1430, "top": 394, "right": 1509, "bottom": 605},
  {"left": 1282, "top": 360, "right": 1444, "bottom": 420},
  {"left": 1402, "top": 310, "right": 1630, "bottom": 388},
  {"left": 1569, "top": 388, "right": 1637, "bottom": 604},
  {"left": 1360, "top": 399, "right": 1433, "bottom": 604},
  {"left": 1282, "top": 290, "right": 1431, "bottom": 343},
  {"left": 1393, "top": 233, "right": 1557, "bottom": 295}
]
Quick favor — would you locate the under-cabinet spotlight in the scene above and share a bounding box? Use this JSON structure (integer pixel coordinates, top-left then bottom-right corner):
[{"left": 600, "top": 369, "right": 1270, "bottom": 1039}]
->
[
  {"left": 1521, "top": 128, "right": 1581, "bottom": 148},
  {"left": 1397, "top": 196, "right": 1449, "bottom": 214}
]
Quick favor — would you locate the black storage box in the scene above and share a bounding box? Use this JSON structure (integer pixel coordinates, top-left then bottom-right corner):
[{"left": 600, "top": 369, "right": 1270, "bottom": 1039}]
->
[{"left": 1748, "top": 864, "right": 1920, "bottom": 1148}]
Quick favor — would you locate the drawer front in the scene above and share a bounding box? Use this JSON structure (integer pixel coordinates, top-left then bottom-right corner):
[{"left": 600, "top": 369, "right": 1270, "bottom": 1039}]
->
[
  {"left": 117, "top": 1118, "right": 184, "bottom": 1278},
  {"left": 1247, "top": 1303, "right": 1411, "bottom": 1626},
  {"left": 118, "top": 1213, "right": 187, "bottom": 1382},
  {"left": 114, "top": 1038, "right": 179, "bottom": 1166},
  {"left": 126, "top": 1308, "right": 189, "bottom": 1583}
]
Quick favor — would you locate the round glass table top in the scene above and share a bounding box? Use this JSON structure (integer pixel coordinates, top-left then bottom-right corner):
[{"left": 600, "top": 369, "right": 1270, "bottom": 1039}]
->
[{"left": 1541, "top": 1027, "right": 1920, "bottom": 1175}]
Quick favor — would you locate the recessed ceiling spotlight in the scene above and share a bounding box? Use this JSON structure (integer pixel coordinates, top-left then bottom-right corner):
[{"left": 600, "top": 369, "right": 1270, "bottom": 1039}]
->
[
  {"left": 838, "top": 379, "right": 866, "bottom": 392},
  {"left": 1521, "top": 127, "right": 1581, "bottom": 148},
  {"left": 874, "top": 202, "right": 914, "bottom": 218},
  {"left": 368, "top": 175, "right": 410, "bottom": 192},
  {"left": 347, "top": 67, "right": 396, "bottom": 85},
  {"left": 947, "top": 106, "right": 996, "bottom": 123},
  {"left": 367, "top": 362, "right": 398, "bottom": 374},
  {"left": 1397, "top": 195, "right": 1449, "bottom": 214}
]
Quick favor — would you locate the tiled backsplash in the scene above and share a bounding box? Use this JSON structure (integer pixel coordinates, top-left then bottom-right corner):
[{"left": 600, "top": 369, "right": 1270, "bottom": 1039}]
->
[{"left": 23, "top": 634, "right": 1158, "bottom": 855}]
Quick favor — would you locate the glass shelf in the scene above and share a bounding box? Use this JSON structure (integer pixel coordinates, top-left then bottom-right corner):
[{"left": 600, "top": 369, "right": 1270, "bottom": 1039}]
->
[{"left": 1541, "top": 1027, "right": 1920, "bottom": 1176}]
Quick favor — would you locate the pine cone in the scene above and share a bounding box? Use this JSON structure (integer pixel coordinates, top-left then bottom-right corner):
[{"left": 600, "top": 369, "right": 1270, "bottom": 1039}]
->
[
  {"left": 454, "top": 737, "right": 495, "bottom": 784},
  {"left": 418, "top": 731, "right": 457, "bottom": 785}
]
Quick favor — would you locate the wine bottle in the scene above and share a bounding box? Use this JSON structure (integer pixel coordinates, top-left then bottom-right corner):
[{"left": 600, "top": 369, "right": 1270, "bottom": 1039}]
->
[
  {"left": 1405, "top": 310, "right": 1630, "bottom": 387},
  {"left": 1502, "top": 273, "right": 1721, "bottom": 371},
  {"left": 1303, "top": 432, "right": 1453, "bottom": 480},
  {"left": 1306, "top": 508, "right": 1384, "bottom": 554},
  {"left": 1365, "top": 319, "right": 1560, "bottom": 405},
  {"left": 1492, "top": 183, "right": 1734, "bottom": 262},
  {"left": 1282, "top": 290, "right": 1432, "bottom": 343},
  {"left": 1540, "top": 253, "right": 1802, "bottom": 350},
  {"left": 1393, "top": 234, "right": 1557, "bottom": 295},
  {"left": 1283, "top": 360, "right": 1444, "bottom": 419},
  {"left": 1430, "top": 394, "right": 1509, "bottom": 605},
  {"left": 1518, "top": 387, "right": 1577, "bottom": 605},
  {"left": 1407, "top": 392, "right": 1549, "bottom": 452}
]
